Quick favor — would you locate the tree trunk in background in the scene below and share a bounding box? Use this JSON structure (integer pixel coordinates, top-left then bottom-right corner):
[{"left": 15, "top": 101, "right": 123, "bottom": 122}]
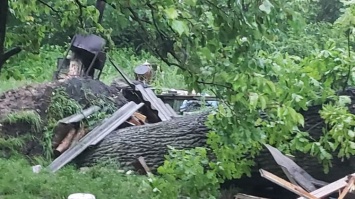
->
[
  {"left": 95, "top": 0, "right": 106, "bottom": 24},
  {"left": 0, "top": 0, "right": 8, "bottom": 71}
]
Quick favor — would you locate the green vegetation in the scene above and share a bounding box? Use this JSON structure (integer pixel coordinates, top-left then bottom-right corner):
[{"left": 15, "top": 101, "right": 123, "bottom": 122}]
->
[
  {"left": 2, "top": 110, "right": 42, "bottom": 133},
  {"left": 2, "top": 0, "right": 355, "bottom": 198},
  {"left": 0, "top": 158, "right": 153, "bottom": 199}
]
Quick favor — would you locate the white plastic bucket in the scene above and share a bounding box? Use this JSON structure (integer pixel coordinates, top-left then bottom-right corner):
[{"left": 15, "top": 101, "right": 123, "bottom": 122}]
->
[{"left": 67, "top": 193, "right": 96, "bottom": 199}]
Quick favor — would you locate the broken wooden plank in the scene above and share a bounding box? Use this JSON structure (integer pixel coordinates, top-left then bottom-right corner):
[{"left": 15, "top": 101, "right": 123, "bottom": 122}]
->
[
  {"left": 297, "top": 173, "right": 355, "bottom": 199},
  {"left": 47, "top": 102, "right": 144, "bottom": 172},
  {"left": 338, "top": 176, "right": 355, "bottom": 199},
  {"left": 138, "top": 156, "right": 151, "bottom": 174},
  {"left": 259, "top": 169, "right": 318, "bottom": 199},
  {"left": 234, "top": 193, "right": 270, "bottom": 199},
  {"left": 264, "top": 144, "right": 328, "bottom": 192},
  {"left": 133, "top": 112, "right": 147, "bottom": 123}
]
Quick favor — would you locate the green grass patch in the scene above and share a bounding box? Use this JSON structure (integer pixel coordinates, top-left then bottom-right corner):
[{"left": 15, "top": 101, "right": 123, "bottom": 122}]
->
[
  {"left": 0, "top": 157, "right": 153, "bottom": 199},
  {"left": 0, "top": 46, "right": 187, "bottom": 94}
]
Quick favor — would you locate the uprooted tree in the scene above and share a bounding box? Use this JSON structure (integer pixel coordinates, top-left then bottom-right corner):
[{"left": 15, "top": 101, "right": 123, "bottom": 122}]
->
[
  {"left": 2, "top": 78, "right": 355, "bottom": 197},
  {"left": 4, "top": 0, "right": 355, "bottom": 198}
]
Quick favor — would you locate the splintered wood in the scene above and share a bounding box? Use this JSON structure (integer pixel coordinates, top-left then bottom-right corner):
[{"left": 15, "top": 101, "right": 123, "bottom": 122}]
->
[
  {"left": 52, "top": 111, "right": 148, "bottom": 156},
  {"left": 338, "top": 176, "right": 355, "bottom": 199},
  {"left": 54, "top": 125, "right": 88, "bottom": 157},
  {"left": 259, "top": 169, "right": 355, "bottom": 199},
  {"left": 259, "top": 169, "right": 318, "bottom": 199},
  {"left": 55, "top": 128, "right": 76, "bottom": 153},
  {"left": 234, "top": 193, "right": 269, "bottom": 199}
]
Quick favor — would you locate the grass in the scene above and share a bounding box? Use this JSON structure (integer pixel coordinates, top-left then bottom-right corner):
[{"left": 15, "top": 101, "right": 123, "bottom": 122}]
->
[
  {"left": 0, "top": 157, "right": 153, "bottom": 199},
  {"left": 0, "top": 45, "right": 187, "bottom": 94}
]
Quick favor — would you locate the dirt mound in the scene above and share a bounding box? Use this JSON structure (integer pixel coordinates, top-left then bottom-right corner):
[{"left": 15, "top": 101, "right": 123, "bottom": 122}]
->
[{"left": 0, "top": 78, "right": 127, "bottom": 158}]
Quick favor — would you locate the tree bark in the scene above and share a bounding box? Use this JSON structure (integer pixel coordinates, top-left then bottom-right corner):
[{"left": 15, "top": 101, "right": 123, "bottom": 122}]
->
[
  {"left": 0, "top": 0, "right": 8, "bottom": 71},
  {"left": 75, "top": 112, "right": 209, "bottom": 169}
]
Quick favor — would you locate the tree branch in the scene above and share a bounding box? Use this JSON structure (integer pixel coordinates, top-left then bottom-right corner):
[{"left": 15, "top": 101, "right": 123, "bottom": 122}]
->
[
  {"left": 3, "top": 47, "right": 22, "bottom": 61},
  {"left": 37, "top": 0, "right": 60, "bottom": 14},
  {"left": 74, "top": 0, "right": 86, "bottom": 28}
]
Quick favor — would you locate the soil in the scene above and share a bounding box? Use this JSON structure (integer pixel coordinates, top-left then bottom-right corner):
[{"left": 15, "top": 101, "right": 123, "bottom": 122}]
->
[{"left": 0, "top": 78, "right": 128, "bottom": 158}]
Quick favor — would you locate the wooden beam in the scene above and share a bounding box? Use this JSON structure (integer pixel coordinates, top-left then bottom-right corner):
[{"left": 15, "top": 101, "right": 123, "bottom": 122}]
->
[
  {"left": 297, "top": 173, "right": 355, "bottom": 199},
  {"left": 338, "top": 176, "right": 355, "bottom": 199},
  {"left": 259, "top": 169, "right": 318, "bottom": 199}
]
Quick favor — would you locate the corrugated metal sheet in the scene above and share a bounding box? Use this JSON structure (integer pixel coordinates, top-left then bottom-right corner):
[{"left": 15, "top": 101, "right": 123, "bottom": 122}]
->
[
  {"left": 47, "top": 102, "right": 144, "bottom": 172},
  {"left": 135, "top": 84, "right": 178, "bottom": 121}
]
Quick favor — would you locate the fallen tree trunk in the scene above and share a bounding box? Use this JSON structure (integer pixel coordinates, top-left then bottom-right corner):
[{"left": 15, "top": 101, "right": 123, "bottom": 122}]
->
[
  {"left": 75, "top": 88, "right": 355, "bottom": 188},
  {"left": 75, "top": 112, "right": 209, "bottom": 169}
]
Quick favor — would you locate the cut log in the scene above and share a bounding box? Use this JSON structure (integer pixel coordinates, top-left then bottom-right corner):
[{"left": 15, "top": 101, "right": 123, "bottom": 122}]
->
[
  {"left": 70, "top": 125, "right": 88, "bottom": 148},
  {"left": 54, "top": 128, "right": 77, "bottom": 156},
  {"left": 52, "top": 123, "right": 76, "bottom": 150}
]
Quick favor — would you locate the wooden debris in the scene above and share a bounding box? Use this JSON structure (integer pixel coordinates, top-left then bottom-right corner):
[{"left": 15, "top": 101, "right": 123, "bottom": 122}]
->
[
  {"left": 70, "top": 126, "right": 88, "bottom": 148},
  {"left": 48, "top": 102, "right": 144, "bottom": 172},
  {"left": 52, "top": 123, "right": 76, "bottom": 150},
  {"left": 338, "top": 176, "right": 355, "bottom": 199},
  {"left": 133, "top": 112, "right": 147, "bottom": 123},
  {"left": 127, "top": 115, "right": 142, "bottom": 126},
  {"left": 54, "top": 128, "right": 77, "bottom": 157},
  {"left": 297, "top": 173, "right": 355, "bottom": 199},
  {"left": 138, "top": 156, "right": 151, "bottom": 174},
  {"left": 234, "top": 193, "right": 270, "bottom": 199},
  {"left": 259, "top": 169, "right": 318, "bottom": 199},
  {"left": 264, "top": 144, "right": 327, "bottom": 192}
]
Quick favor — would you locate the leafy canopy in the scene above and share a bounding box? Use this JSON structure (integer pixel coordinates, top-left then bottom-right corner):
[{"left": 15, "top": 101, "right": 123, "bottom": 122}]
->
[{"left": 4, "top": 0, "right": 355, "bottom": 198}]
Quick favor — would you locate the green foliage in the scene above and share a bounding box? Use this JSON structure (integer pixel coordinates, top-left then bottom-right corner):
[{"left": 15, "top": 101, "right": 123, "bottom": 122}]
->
[
  {"left": 148, "top": 146, "right": 220, "bottom": 199},
  {"left": 115, "top": 0, "right": 355, "bottom": 198},
  {"left": 6, "top": 0, "right": 109, "bottom": 53},
  {"left": 4, "top": 0, "right": 355, "bottom": 198},
  {"left": 1, "top": 46, "right": 187, "bottom": 93},
  {"left": 0, "top": 135, "right": 35, "bottom": 156},
  {"left": 2, "top": 110, "right": 42, "bottom": 133},
  {"left": 43, "top": 88, "right": 82, "bottom": 159}
]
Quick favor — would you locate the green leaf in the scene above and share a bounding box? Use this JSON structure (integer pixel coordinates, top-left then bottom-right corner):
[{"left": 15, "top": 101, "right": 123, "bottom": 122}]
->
[
  {"left": 338, "top": 95, "right": 352, "bottom": 107},
  {"left": 259, "top": 0, "right": 274, "bottom": 14},
  {"left": 171, "top": 20, "right": 189, "bottom": 36},
  {"left": 249, "top": 92, "right": 259, "bottom": 108},
  {"left": 348, "top": 130, "right": 355, "bottom": 138},
  {"left": 165, "top": 7, "right": 179, "bottom": 19}
]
